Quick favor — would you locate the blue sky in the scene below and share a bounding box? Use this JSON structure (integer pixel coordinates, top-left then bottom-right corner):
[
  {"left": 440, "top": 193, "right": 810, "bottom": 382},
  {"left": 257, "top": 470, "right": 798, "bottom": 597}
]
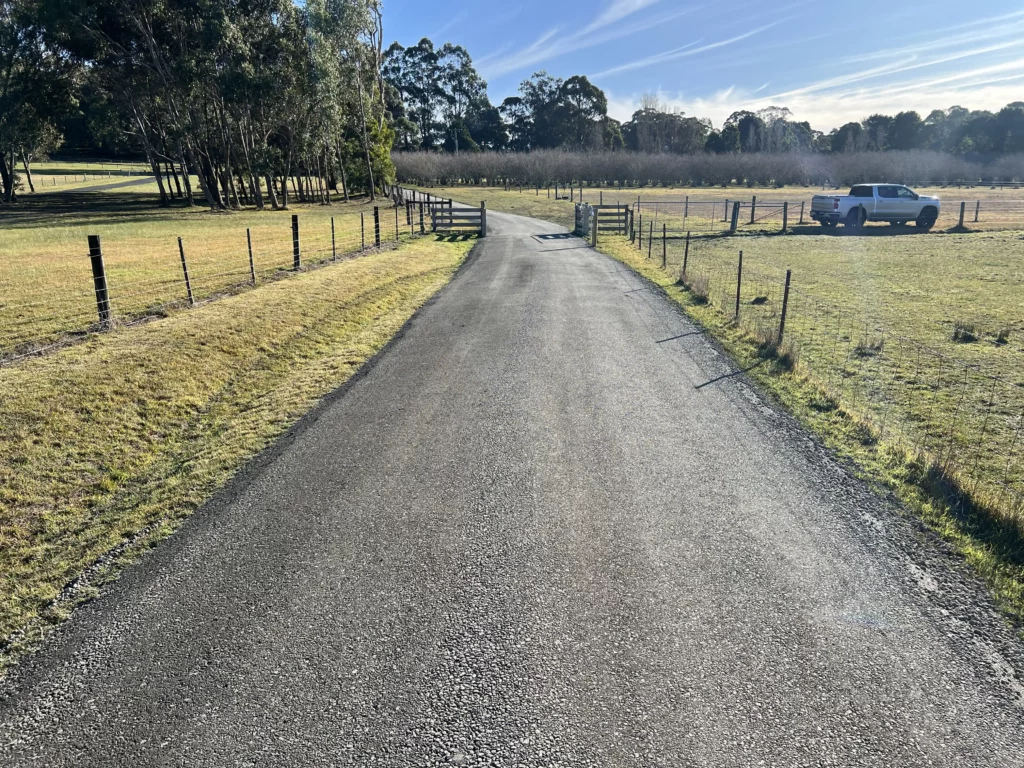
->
[{"left": 383, "top": 0, "right": 1024, "bottom": 130}]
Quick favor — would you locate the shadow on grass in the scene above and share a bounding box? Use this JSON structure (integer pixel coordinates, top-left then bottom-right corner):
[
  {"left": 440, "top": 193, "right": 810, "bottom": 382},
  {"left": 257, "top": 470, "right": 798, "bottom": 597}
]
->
[
  {"left": 0, "top": 191, "right": 376, "bottom": 230},
  {"left": 912, "top": 460, "right": 1024, "bottom": 572},
  {"left": 0, "top": 191, "right": 176, "bottom": 229},
  {"left": 433, "top": 233, "right": 478, "bottom": 242},
  {"left": 785, "top": 224, "right": 974, "bottom": 238}
]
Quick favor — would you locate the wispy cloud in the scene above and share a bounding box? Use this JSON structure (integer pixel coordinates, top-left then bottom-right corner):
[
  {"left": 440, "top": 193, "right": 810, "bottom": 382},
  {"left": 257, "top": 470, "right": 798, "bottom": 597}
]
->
[
  {"left": 607, "top": 50, "right": 1024, "bottom": 131},
  {"left": 591, "top": 21, "right": 782, "bottom": 78},
  {"left": 428, "top": 10, "right": 468, "bottom": 42},
  {"left": 478, "top": 0, "right": 697, "bottom": 77},
  {"left": 839, "top": 15, "right": 1024, "bottom": 65}
]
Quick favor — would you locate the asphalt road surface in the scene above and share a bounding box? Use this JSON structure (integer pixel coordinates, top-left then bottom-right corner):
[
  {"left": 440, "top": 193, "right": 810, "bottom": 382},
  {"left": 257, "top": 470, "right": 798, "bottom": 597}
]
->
[{"left": 2, "top": 210, "right": 1023, "bottom": 766}]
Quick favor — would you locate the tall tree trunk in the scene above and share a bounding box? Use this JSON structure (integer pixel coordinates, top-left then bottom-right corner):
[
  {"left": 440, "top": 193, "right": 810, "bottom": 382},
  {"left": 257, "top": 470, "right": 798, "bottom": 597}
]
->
[
  {"left": 0, "top": 149, "right": 15, "bottom": 203},
  {"left": 175, "top": 140, "right": 195, "bottom": 207},
  {"left": 20, "top": 151, "right": 35, "bottom": 193},
  {"left": 322, "top": 147, "right": 331, "bottom": 204},
  {"left": 132, "top": 109, "right": 169, "bottom": 207},
  {"left": 336, "top": 142, "right": 350, "bottom": 202},
  {"left": 166, "top": 161, "right": 181, "bottom": 198},
  {"left": 265, "top": 173, "right": 279, "bottom": 210},
  {"left": 252, "top": 173, "right": 264, "bottom": 210},
  {"left": 355, "top": 69, "right": 376, "bottom": 201},
  {"left": 189, "top": 141, "right": 221, "bottom": 209},
  {"left": 218, "top": 164, "right": 234, "bottom": 209}
]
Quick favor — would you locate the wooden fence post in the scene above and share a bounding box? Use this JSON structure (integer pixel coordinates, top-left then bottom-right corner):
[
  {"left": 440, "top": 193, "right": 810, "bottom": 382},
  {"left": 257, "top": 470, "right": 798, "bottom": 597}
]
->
[
  {"left": 592, "top": 207, "right": 599, "bottom": 246},
  {"left": 374, "top": 206, "right": 381, "bottom": 246},
  {"left": 480, "top": 201, "right": 487, "bottom": 237},
  {"left": 87, "top": 235, "right": 112, "bottom": 326},
  {"left": 178, "top": 237, "right": 195, "bottom": 307},
  {"left": 395, "top": 206, "right": 399, "bottom": 240},
  {"left": 638, "top": 213, "right": 643, "bottom": 249},
  {"left": 730, "top": 201, "right": 740, "bottom": 233},
  {"left": 661, "top": 224, "right": 667, "bottom": 269},
  {"left": 683, "top": 231, "right": 690, "bottom": 275},
  {"left": 246, "top": 228, "right": 256, "bottom": 285},
  {"left": 723, "top": 199, "right": 730, "bottom": 222},
  {"left": 750, "top": 195, "right": 757, "bottom": 225},
  {"left": 419, "top": 201, "right": 425, "bottom": 234},
  {"left": 958, "top": 201, "right": 966, "bottom": 228},
  {"left": 647, "top": 222, "right": 653, "bottom": 259},
  {"left": 735, "top": 250, "right": 743, "bottom": 319},
  {"left": 292, "top": 214, "right": 300, "bottom": 270},
  {"left": 799, "top": 201, "right": 805, "bottom": 225},
  {"left": 782, "top": 202, "right": 788, "bottom": 233},
  {"left": 331, "top": 217, "right": 337, "bottom": 262},
  {"left": 974, "top": 200, "right": 980, "bottom": 222},
  {"left": 361, "top": 212, "right": 365, "bottom": 249},
  {"left": 684, "top": 196, "right": 689, "bottom": 218},
  {"left": 778, "top": 269, "right": 792, "bottom": 345}
]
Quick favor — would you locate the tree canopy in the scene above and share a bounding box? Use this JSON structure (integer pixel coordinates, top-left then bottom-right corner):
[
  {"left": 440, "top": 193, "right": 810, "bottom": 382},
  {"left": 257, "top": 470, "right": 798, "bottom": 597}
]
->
[{"left": 0, "top": 0, "right": 395, "bottom": 207}]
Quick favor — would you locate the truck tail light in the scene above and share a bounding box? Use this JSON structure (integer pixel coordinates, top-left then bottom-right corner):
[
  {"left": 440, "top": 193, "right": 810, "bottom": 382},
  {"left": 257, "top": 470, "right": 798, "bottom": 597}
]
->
[{"left": 833, "top": 199, "right": 839, "bottom": 210}]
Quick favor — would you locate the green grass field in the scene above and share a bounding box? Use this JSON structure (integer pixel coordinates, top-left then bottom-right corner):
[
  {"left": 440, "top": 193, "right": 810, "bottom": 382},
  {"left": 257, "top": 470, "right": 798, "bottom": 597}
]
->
[{"left": 0, "top": 232, "right": 473, "bottom": 662}]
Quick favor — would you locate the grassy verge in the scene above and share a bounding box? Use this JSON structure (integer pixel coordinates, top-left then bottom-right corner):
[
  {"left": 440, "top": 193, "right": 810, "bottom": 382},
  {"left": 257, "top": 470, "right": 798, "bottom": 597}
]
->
[
  {"left": 0, "top": 234, "right": 474, "bottom": 665},
  {"left": 595, "top": 233, "right": 1024, "bottom": 628}
]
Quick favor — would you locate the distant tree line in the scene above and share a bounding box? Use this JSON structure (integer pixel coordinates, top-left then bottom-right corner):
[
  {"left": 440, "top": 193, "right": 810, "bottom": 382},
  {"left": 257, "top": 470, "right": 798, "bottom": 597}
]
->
[
  {"left": 383, "top": 36, "right": 1024, "bottom": 162},
  {"left": 0, "top": 0, "right": 394, "bottom": 207},
  {"left": 394, "top": 148, "right": 1024, "bottom": 189}
]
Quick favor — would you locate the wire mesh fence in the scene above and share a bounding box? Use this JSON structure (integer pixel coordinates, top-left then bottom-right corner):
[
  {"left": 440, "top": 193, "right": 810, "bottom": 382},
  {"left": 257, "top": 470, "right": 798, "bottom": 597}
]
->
[
  {"left": 617, "top": 224, "right": 1024, "bottom": 520},
  {"left": 1, "top": 202, "right": 434, "bottom": 363},
  {"left": 633, "top": 194, "right": 1024, "bottom": 233},
  {"left": 632, "top": 198, "right": 809, "bottom": 236}
]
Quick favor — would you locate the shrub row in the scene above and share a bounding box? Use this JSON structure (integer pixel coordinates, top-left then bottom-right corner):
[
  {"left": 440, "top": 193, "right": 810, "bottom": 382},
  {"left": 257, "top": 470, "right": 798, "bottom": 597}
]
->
[{"left": 393, "top": 149, "right": 1024, "bottom": 188}]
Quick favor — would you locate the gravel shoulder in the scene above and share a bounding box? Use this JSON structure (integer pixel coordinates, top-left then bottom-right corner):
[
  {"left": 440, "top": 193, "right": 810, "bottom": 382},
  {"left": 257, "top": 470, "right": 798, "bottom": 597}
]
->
[{"left": 1, "top": 209, "right": 1022, "bottom": 766}]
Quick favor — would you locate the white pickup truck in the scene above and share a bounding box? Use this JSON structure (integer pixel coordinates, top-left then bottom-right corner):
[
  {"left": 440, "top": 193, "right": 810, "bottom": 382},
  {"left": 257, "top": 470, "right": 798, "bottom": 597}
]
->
[{"left": 810, "top": 184, "right": 940, "bottom": 230}]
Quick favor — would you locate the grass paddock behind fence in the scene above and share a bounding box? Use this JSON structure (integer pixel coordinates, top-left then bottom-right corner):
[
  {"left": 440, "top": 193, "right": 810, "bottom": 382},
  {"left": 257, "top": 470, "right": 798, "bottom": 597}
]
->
[
  {"left": 421, "top": 183, "right": 1024, "bottom": 232},
  {"left": 0, "top": 191, "right": 417, "bottom": 358}
]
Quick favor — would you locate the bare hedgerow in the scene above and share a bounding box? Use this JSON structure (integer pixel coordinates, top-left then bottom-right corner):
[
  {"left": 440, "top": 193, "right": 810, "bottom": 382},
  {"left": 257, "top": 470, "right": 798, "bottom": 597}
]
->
[{"left": 392, "top": 149, "right": 1022, "bottom": 189}]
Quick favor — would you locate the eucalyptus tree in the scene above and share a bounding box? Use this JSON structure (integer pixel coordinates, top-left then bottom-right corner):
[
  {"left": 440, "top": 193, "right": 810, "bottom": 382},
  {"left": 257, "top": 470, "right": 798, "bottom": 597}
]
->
[{"left": 0, "top": 0, "right": 76, "bottom": 202}]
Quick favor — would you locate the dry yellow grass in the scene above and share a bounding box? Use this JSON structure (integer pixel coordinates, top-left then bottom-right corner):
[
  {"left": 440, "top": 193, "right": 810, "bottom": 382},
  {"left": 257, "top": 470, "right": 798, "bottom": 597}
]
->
[
  {"left": 0, "top": 233, "right": 473, "bottom": 660},
  {"left": 1, "top": 191, "right": 420, "bottom": 356}
]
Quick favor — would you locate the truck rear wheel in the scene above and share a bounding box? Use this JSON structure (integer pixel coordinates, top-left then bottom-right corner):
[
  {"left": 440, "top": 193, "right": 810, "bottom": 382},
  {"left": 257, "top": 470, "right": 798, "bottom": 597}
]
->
[
  {"left": 845, "top": 207, "right": 865, "bottom": 230},
  {"left": 916, "top": 207, "right": 938, "bottom": 231}
]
